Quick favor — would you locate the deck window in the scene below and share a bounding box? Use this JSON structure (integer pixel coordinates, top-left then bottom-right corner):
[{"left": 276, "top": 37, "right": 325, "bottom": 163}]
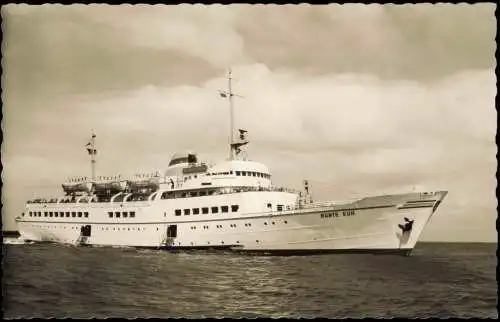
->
[
  {"left": 72, "top": 212, "right": 76, "bottom": 217},
  {"left": 84, "top": 212, "right": 89, "bottom": 218},
  {"left": 49, "top": 212, "right": 53, "bottom": 217},
  {"left": 221, "top": 206, "right": 229, "bottom": 213},
  {"left": 108, "top": 212, "right": 113, "bottom": 218},
  {"left": 236, "top": 171, "right": 241, "bottom": 176},
  {"left": 193, "top": 208, "right": 200, "bottom": 215},
  {"left": 44, "top": 212, "right": 48, "bottom": 217},
  {"left": 115, "top": 212, "right": 120, "bottom": 218},
  {"left": 184, "top": 209, "right": 190, "bottom": 216},
  {"left": 231, "top": 205, "right": 239, "bottom": 212},
  {"left": 242, "top": 171, "right": 247, "bottom": 176},
  {"left": 66, "top": 212, "right": 70, "bottom": 217},
  {"left": 211, "top": 206, "right": 218, "bottom": 214},
  {"left": 277, "top": 205, "right": 283, "bottom": 211},
  {"left": 123, "top": 212, "right": 128, "bottom": 218},
  {"left": 130, "top": 211, "right": 136, "bottom": 218},
  {"left": 175, "top": 209, "right": 181, "bottom": 216},
  {"left": 78, "top": 212, "right": 83, "bottom": 218},
  {"left": 55, "top": 213, "right": 58, "bottom": 217},
  {"left": 252, "top": 172, "right": 256, "bottom": 177},
  {"left": 199, "top": 191, "right": 207, "bottom": 196},
  {"left": 202, "top": 207, "right": 209, "bottom": 214}
]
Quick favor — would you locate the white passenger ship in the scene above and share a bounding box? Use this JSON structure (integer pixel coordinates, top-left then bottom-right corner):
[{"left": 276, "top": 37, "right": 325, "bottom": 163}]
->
[{"left": 16, "top": 70, "right": 447, "bottom": 256}]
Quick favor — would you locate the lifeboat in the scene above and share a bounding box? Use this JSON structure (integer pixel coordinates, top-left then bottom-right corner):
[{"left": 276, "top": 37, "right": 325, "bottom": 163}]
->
[
  {"left": 93, "top": 181, "right": 127, "bottom": 194},
  {"left": 62, "top": 182, "right": 92, "bottom": 194},
  {"left": 127, "top": 177, "right": 160, "bottom": 192},
  {"left": 94, "top": 181, "right": 127, "bottom": 192}
]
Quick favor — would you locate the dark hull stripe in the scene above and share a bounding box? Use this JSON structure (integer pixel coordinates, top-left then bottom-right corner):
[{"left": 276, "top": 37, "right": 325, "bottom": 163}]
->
[
  {"left": 230, "top": 248, "right": 414, "bottom": 256},
  {"left": 20, "top": 241, "right": 413, "bottom": 256},
  {"left": 404, "top": 200, "right": 437, "bottom": 204},
  {"left": 399, "top": 205, "right": 434, "bottom": 209}
]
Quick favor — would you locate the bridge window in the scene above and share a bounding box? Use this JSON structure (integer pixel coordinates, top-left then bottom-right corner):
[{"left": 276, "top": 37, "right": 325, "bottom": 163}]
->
[
  {"left": 175, "top": 209, "right": 181, "bottom": 216},
  {"left": 202, "top": 207, "right": 209, "bottom": 214},
  {"left": 184, "top": 209, "right": 190, "bottom": 216},
  {"left": 221, "top": 206, "right": 229, "bottom": 213},
  {"left": 193, "top": 208, "right": 200, "bottom": 215},
  {"left": 211, "top": 206, "right": 218, "bottom": 214},
  {"left": 277, "top": 205, "right": 283, "bottom": 211},
  {"left": 231, "top": 205, "right": 239, "bottom": 212},
  {"left": 199, "top": 191, "right": 207, "bottom": 196}
]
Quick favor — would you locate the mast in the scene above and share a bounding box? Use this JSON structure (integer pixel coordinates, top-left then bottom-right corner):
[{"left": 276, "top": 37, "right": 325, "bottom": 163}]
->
[
  {"left": 86, "top": 131, "right": 97, "bottom": 184},
  {"left": 219, "top": 69, "right": 247, "bottom": 160},
  {"left": 228, "top": 69, "right": 235, "bottom": 160}
]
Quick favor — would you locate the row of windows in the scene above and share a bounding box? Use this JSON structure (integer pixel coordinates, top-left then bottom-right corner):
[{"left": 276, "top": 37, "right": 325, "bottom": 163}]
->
[
  {"left": 235, "top": 171, "right": 270, "bottom": 179},
  {"left": 26, "top": 224, "right": 148, "bottom": 231},
  {"left": 161, "top": 189, "right": 217, "bottom": 199},
  {"left": 108, "top": 211, "right": 136, "bottom": 218},
  {"left": 174, "top": 205, "right": 239, "bottom": 216},
  {"left": 204, "top": 170, "right": 270, "bottom": 179},
  {"left": 26, "top": 211, "right": 89, "bottom": 218},
  {"left": 24, "top": 221, "right": 288, "bottom": 231}
]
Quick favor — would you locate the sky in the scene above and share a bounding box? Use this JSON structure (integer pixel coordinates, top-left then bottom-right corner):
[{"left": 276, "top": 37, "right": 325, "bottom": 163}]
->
[{"left": 1, "top": 4, "right": 497, "bottom": 242}]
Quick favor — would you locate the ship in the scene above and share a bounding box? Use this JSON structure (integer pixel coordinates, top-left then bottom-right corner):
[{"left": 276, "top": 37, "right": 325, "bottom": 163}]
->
[{"left": 15, "top": 69, "right": 447, "bottom": 256}]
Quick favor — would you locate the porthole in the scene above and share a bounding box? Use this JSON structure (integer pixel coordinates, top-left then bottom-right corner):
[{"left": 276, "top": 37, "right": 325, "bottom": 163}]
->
[
  {"left": 264, "top": 222, "right": 267, "bottom": 225},
  {"left": 284, "top": 221, "right": 288, "bottom": 224},
  {"left": 272, "top": 222, "right": 275, "bottom": 225}
]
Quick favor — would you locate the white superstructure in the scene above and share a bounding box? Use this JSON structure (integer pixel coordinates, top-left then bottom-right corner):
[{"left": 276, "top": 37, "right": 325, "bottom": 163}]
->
[{"left": 16, "top": 70, "right": 448, "bottom": 256}]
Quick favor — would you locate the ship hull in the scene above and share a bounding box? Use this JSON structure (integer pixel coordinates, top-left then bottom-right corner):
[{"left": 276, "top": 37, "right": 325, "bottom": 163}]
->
[{"left": 16, "top": 191, "right": 447, "bottom": 255}]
